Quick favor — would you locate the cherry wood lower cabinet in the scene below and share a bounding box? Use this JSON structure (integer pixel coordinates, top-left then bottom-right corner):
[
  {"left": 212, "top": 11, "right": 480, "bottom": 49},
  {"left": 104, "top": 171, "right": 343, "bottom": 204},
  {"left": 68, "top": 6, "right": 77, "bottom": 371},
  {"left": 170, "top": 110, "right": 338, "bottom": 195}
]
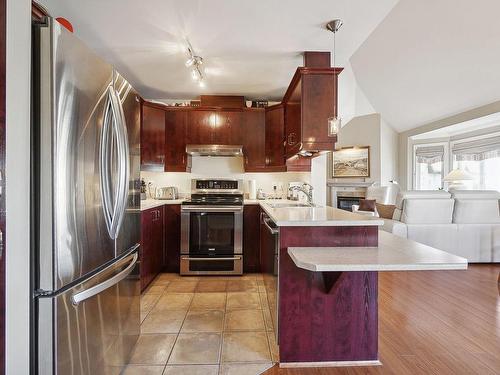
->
[
  {"left": 140, "top": 206, "right": 164, "bottom": 291},
  {"left": 278, "top": 226, "right": 379, "bottom": 364},
  {"left": 243, "top": 205, "right": 261, "bottom": 273},
  {"left": 164, "top": 204, "right": 181, "bottom": 273}
]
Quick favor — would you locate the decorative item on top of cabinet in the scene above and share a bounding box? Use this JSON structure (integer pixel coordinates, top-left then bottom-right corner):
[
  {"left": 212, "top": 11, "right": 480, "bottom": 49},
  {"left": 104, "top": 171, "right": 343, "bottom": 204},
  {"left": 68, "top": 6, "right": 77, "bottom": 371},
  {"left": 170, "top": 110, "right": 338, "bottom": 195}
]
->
[
  {"left": 165, "top": 109, "right": 191, "bottom": 172},
  {"left": 243, "top": 205, "right": 261, "bottom": 273},
  {"left": 141, "top": 101, "right": 166, "bottom": 171},
  {"left": 141, "top": 206, "right": 164, "bottom": 291}
]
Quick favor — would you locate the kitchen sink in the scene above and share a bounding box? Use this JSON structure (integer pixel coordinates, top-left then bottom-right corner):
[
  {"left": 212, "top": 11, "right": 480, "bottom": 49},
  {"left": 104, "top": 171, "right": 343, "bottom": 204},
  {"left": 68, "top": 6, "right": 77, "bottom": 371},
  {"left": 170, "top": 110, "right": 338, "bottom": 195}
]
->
[{"left": 266, "top": 202, "right": 315, "bottom": 208}]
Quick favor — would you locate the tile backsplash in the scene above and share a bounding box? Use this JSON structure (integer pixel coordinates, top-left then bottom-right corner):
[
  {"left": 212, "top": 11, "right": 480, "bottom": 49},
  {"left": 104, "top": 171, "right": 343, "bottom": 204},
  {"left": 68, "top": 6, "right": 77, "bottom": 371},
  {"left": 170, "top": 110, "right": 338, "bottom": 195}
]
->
[{"left": 141, "top": 156, "right": 310, "bottom": 197}]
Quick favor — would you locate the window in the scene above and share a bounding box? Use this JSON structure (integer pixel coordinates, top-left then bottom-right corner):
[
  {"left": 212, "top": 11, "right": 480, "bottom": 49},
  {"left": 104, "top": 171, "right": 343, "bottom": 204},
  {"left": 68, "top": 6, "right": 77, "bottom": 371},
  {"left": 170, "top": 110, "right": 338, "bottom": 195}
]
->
[
  {"left": 413, "top": 144, "right": 445, "bottom": 190},
  {"left": 451, "top": 134, "right": 500, "bottom": 190}
]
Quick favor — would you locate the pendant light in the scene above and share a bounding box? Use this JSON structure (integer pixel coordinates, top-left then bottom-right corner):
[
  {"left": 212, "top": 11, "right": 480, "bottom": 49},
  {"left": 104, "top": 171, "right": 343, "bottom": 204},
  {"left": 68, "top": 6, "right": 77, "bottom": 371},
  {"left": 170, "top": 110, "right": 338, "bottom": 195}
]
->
[{"left": 326, "top": 19, "right": 343, "bottom": 137}]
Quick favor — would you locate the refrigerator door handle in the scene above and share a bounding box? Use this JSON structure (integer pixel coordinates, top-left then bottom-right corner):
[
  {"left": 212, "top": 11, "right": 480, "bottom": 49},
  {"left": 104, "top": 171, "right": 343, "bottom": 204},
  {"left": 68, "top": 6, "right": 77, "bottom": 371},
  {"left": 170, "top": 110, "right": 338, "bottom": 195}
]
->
[
  {"left": 110, "top": 86, "right": 130, "bottom": 238},
  {"left": 100, "top": 86, "right": 114, "bottom": 238},
  {"left": 99, "top": 84, "right": 130, "bottom": 240},
  {"left": 71, "top": 250, "right": 138, "bottom": 306}
]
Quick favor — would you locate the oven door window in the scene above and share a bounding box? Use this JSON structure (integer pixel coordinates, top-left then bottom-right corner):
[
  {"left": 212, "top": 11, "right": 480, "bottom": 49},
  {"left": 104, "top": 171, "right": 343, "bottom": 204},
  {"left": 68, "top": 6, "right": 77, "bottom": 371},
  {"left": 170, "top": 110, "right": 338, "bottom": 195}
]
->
[{"left": 189, "top": 212, "right": 235, "bottom": 255}]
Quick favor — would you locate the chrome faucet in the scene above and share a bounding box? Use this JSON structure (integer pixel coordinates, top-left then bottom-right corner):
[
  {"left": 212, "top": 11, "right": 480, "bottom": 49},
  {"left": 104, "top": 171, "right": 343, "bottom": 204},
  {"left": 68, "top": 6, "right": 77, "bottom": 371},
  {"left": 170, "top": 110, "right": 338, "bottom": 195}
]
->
[{"left": 289, "top": 183, "right": 314, "bottom": 205}]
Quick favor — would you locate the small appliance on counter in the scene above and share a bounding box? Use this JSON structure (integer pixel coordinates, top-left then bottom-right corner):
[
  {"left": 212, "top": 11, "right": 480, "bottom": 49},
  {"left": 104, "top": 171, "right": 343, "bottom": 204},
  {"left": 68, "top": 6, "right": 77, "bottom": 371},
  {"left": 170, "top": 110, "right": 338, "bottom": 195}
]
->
[
  {"left": 140, "top": 179, "right": 147, "bottom": 200},
  {"left": 155, "top": 186, "right": 179, "bottom": 200}
]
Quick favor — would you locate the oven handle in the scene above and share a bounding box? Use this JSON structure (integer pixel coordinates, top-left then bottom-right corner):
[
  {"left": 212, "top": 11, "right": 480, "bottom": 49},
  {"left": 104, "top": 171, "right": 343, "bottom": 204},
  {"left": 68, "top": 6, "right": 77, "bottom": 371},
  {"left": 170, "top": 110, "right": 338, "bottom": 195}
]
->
[
  {"left": 181, "top": 206, "right": 243, "bottom": 212},
  {"left": 181, "top": 256, "right": 242, "bottom": 261}
]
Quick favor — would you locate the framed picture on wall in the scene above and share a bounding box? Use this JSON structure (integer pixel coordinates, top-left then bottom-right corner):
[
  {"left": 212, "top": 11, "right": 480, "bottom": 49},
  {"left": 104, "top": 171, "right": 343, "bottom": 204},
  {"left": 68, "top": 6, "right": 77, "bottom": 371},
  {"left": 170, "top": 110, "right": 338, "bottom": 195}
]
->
[{"left": 332, "top": 146, "right": 370, "bottom": 178}]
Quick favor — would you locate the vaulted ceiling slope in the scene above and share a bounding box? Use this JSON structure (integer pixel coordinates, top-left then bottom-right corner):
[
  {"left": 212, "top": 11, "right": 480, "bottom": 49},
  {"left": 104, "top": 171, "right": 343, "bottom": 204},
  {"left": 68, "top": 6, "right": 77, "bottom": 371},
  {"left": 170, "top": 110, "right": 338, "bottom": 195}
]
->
[
  {"left": 350, "top": 0, "right": 500, "bottom": 132},
  {"left": 39, "top": 0, "right": 397, "bottom": 100}
]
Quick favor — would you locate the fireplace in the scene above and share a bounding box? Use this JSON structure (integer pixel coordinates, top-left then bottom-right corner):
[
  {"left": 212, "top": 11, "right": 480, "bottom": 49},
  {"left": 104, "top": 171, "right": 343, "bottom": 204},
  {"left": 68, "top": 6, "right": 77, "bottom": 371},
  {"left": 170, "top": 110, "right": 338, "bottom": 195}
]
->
[{"left": 337, "top": 196, "right": 364, "bottom": 212}]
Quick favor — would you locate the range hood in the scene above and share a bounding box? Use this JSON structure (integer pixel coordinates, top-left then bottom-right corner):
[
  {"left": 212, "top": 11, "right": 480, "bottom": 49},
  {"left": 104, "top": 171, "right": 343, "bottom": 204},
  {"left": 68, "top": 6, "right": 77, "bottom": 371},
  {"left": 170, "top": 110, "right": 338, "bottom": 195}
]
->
[{"left": 185, "top": 144, "right": 244, "bottom": 157}]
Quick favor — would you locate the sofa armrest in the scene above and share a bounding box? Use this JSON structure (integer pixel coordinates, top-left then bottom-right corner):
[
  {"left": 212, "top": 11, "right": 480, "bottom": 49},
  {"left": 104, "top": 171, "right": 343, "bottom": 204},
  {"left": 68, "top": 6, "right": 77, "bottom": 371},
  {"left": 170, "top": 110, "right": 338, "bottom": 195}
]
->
[{"left": 381, "top": 218, "right": 408, "bottom": 238}]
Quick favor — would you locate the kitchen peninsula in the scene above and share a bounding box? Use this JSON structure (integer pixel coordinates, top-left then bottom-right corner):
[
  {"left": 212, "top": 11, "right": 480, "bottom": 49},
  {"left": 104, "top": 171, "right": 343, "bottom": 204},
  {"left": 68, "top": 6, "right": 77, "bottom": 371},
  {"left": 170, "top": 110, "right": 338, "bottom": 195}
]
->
[{"left": 258, "top": 202, "right": 467, "bottom": 368}]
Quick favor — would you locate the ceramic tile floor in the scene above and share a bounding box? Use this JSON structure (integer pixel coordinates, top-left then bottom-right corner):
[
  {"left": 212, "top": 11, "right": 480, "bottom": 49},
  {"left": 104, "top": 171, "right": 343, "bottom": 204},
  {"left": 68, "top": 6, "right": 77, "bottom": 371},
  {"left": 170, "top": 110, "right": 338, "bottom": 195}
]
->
[{"left": 124, "top": 273, "right": 278, "bottom": 375}]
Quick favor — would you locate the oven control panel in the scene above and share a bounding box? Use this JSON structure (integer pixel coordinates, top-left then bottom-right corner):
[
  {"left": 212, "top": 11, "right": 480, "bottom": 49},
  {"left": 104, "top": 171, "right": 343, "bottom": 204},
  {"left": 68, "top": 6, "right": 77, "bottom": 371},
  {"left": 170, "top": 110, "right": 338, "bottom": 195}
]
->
[{"left": 195, "top": 179, "right": 240, "bottom": 190}]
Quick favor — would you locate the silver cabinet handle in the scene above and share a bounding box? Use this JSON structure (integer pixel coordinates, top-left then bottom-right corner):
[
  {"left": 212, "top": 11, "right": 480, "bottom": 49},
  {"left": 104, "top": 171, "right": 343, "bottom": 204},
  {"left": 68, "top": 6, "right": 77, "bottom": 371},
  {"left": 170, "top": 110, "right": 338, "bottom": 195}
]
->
[
  {"left": 262, "top": 215, "right": 279, "bottom": 235},
  {"left": 71, "top": 251, "right": 138, "bottom": 306},
  {"left": 181, "top": 256, "right": 242, "bottom": 261}
]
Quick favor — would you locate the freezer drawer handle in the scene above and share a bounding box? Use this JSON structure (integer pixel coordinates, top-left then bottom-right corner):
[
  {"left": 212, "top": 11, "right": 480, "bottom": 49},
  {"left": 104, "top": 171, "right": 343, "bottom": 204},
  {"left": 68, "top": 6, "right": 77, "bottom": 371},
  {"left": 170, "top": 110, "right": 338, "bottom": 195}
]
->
[{"left": 71, "top": 251, "right": 138, "bottom": 306}]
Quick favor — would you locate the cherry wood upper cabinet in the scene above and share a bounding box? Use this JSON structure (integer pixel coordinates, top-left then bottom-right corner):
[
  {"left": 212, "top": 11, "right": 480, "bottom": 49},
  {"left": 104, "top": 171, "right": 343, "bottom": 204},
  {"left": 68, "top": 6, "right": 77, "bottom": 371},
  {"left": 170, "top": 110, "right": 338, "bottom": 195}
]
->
[
  {"left": 141, "top": 102, "right": 166, "bottom": 171},
  {"left": 282, "top": 67, "right": 342, "bottom": 158},
  {"left": 265, "top": 104, "right": 286, "bottom": 168},
  {"left": 187, "top": 109, "right": 215, "bottom": 144},
  {"left": 215, "top": 110, "right": 243, "bottom": 145},
  {"left": 242, "top": 109, "right": 266, "bottom": 171},
  {"left": 165, "top": 109, "right": 191, "bottom": 172}
]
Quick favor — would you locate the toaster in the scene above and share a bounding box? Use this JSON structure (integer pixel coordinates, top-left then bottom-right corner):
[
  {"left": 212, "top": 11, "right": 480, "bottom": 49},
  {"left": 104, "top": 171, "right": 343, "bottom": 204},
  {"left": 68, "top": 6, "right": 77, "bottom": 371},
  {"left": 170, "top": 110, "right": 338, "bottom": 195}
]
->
[{"left": 155, "top": 186, "right": 179, "bottom": 200}]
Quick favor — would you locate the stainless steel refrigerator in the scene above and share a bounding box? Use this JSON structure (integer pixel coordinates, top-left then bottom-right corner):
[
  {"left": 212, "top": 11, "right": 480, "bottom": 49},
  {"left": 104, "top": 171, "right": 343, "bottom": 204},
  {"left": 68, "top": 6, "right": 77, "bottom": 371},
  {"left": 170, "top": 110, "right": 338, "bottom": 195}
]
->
[{"left": 32, "top": 18, "right": 141, "bottom": 375}]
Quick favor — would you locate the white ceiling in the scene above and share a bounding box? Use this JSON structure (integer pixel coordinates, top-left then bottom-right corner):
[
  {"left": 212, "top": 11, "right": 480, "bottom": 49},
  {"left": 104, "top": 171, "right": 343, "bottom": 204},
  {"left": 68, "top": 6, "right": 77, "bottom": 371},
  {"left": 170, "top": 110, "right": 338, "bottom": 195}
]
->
[
  {"left": 38, "top": 0, "right": 398, "bottom": 100},
  {"left": 350, "top": 0, "right": 500, "bottom": 132}
]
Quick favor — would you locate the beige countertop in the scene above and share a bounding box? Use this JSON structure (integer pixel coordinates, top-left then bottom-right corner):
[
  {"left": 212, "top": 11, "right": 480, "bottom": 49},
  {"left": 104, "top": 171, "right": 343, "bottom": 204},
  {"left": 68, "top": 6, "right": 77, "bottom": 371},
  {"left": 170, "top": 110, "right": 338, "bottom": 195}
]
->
[
  {"left": 141, "top": 198, "right": 383, "bottom": 228},
  {"left": 259, "top": 201, "right": 384, "bottom": 227},
  {"left": 287, "top": 230, "right": 468, "bottom": 272}
]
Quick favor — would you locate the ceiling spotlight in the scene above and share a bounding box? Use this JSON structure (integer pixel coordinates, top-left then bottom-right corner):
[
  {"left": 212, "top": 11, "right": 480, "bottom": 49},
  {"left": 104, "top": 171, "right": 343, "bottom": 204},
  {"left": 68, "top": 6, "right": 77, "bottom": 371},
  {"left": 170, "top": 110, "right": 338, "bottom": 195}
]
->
[
  {"left": 198, "top": 80, "right": 205, "bottom": 88},
  {"left": 185, "top": 57, "right": 195, "bottom": 67},
  {"left": 184, "top": 39, "right": 205, "bottom": 87}
]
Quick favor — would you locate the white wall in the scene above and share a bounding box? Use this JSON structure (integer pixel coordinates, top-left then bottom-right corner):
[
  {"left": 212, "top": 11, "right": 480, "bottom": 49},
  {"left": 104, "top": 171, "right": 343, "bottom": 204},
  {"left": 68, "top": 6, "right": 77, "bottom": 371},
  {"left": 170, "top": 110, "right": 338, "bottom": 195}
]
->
[
  {"left": 380, "top": 119, "right": 399, "bottom": 184},
  {"left": 336, "top": 113, "right": 382, "bottom": 184},
  {"left": 6, "top": 0, "right": 31, "bottom": 374},
  {"left": 142, "top": 156, "right": 310, "bottom": 198}
]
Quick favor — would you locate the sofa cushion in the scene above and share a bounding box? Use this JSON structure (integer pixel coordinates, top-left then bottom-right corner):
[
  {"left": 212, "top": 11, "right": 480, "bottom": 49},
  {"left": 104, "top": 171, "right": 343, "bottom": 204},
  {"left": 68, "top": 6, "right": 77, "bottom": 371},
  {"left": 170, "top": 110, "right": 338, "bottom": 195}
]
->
[
  {"left": 395, "top": 190, "right": 452, "bottom": 209},
  {"left": 401, "top": 198, "right": 455, "bottom": 224},
  {"left": 453, "top": 199, "right": 500, "bottom": 224},
  {"left": 376, "top": 203, "right": 396, "bottom": 219},
  {"left": 359, "top": 199, "right": 376, "bottom": 212},
  {"left": 450, "top": 190, "right": 500, "bottom": 200}
]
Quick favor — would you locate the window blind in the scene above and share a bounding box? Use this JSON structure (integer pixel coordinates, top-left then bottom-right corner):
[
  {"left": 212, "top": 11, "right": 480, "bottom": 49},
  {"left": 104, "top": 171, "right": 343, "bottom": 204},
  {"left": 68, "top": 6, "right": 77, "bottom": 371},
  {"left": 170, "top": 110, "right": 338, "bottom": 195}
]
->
[
  {"left": 452, "top": 136, "right": 500, "bottom": 161},
  {"left": 415, "top": 145, "right": 444, "bottom": 164}
]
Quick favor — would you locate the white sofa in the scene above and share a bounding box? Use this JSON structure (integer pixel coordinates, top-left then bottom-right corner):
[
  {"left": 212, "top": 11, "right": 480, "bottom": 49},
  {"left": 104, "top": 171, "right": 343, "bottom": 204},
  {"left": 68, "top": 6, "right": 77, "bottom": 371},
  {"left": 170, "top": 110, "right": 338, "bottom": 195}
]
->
[{"left": 381, "top": 190, "right": 500, "bottom": 263}]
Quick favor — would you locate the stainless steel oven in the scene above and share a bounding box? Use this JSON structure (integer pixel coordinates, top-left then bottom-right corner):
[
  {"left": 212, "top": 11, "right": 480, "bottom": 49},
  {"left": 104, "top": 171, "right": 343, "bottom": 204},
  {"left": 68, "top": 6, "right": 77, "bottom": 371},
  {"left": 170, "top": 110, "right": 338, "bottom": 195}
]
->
[{"left": 180, "top": 179, "right": 244, "bottom": 275}]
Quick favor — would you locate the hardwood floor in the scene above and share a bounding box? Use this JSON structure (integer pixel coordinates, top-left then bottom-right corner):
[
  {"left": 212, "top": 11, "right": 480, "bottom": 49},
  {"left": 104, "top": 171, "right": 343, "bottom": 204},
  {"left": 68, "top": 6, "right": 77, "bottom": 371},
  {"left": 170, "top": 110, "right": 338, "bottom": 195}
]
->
[{"left": 264, "top": 264, "right": 500, "bottom": 375}]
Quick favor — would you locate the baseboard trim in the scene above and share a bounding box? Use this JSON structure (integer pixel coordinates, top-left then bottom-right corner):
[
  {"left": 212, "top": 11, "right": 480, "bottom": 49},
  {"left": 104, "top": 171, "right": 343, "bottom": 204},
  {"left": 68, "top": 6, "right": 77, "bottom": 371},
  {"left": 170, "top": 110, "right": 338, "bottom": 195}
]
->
[{"left": 279, "top": 360, "right": 382, "bottom": 368}]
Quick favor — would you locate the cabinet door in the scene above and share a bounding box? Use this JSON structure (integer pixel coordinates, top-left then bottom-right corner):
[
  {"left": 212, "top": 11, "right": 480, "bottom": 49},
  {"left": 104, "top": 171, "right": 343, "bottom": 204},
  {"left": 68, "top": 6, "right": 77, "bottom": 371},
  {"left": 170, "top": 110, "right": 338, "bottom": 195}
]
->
[
  {"left": 141, "top": 104, "right": 166, "bottom": 170},
  {"left": 215, "top": 110, "right": 242, "bottom": 145},
  {"left": 152, "top": 207, "right": 164, "bottom": 277},
  {"left": 243, "top": 110, "right": 266, "bottom": 170},
  {"left": 165, "top": 110, "right": 191, "bottom": 172},
  {"left": 284, "top": 102, "right": 302, "bottom": 158},
  {"left": 265, "top": 105, "right": 285, "bottom": 167},
  {"left": 187, "top": 109, "right": 215, "bottom": 144},
  {"left": 243, "top": 205, "right": 261, "bottom": 273},
  {"left": 164, "top": 205, "right": 181, "bottom": 273},
  {"left": 286, "top": 155, "right": 311, "bottom": 172}
]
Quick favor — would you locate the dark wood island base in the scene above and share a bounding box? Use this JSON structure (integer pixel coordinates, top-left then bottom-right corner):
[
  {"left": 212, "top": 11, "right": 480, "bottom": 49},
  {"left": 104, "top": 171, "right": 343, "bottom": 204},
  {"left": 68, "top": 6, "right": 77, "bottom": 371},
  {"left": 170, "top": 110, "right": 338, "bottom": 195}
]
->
[{"left": 278, "top": 226, "right": 379, "bottom": 366}]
